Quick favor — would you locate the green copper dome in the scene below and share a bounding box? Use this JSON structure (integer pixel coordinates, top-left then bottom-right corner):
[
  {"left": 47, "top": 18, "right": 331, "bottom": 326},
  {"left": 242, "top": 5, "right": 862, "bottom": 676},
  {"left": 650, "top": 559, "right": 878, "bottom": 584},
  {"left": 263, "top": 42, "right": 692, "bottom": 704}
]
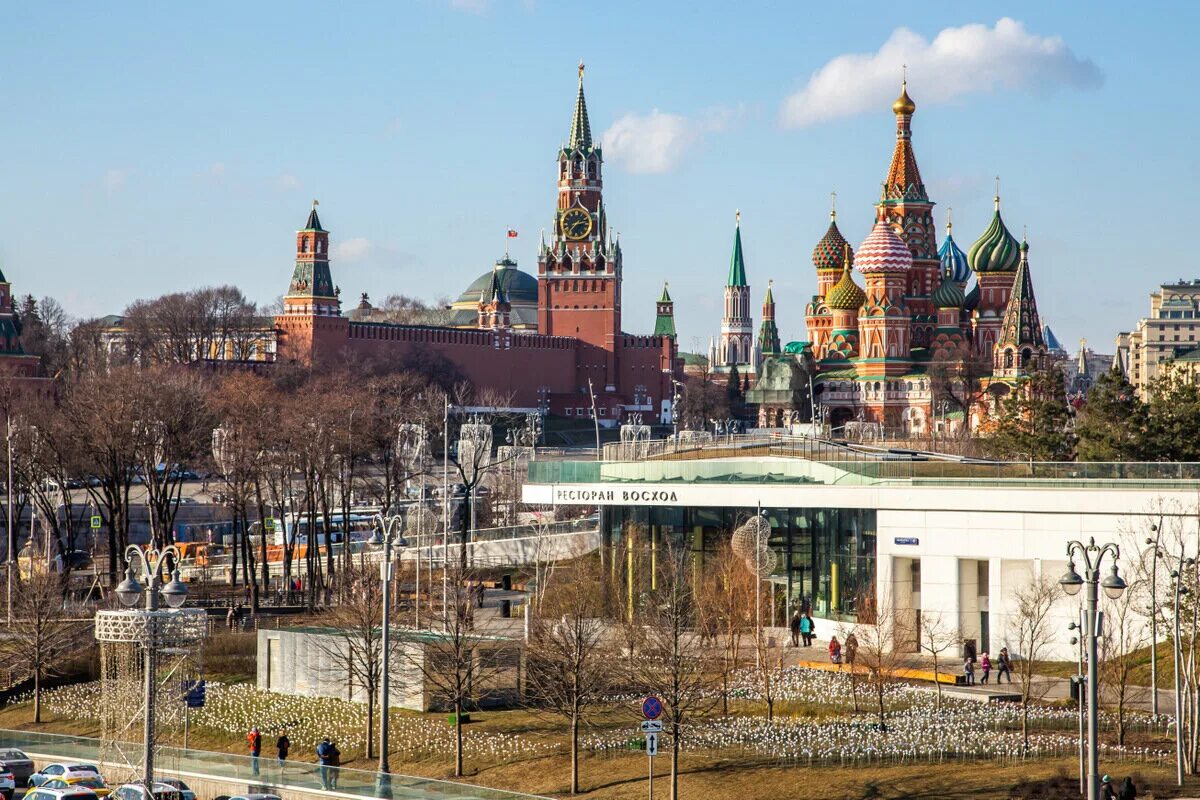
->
[
  {"left": 825, "top": 265, "right": 866, "bottom": 310},
  {"left": 968, "top": 205, "right": 1021, "bottom": 274},
  {"left": 931, "top": 275, "right": 965, "bottom": 309}
]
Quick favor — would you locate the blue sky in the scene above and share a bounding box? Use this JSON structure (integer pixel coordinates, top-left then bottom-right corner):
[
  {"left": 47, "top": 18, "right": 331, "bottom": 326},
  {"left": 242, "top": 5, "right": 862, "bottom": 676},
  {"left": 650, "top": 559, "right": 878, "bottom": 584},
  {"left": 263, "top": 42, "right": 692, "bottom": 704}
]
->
[{"left": 1, "top": 1, "right": 1196, "bottom": 355}]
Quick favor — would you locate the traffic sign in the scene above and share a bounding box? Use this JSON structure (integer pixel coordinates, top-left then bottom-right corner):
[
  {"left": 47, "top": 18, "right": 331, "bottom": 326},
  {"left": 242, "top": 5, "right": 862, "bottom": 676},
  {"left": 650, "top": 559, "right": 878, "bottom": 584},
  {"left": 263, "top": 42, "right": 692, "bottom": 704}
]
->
[
  {"left": 641, "top": 695, "right": 662, "bottom": 720},
  {"left": 183, "top": 679, "right": 206, "bottom": 708},
  {"left": 640, "top": 720, "right": 662, "bottom": 732},
  {"left": 90, "top": 515, "right": 102, "bottom": 529},
  {"left": 645, "top": 732, "right": 658, "bottom": 757}
]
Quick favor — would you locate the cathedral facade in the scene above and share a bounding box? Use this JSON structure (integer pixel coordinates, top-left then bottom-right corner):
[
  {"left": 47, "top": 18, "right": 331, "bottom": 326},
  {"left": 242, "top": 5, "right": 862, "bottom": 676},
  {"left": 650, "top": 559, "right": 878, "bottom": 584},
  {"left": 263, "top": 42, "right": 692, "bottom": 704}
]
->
[
  {"left": 275, "top": 65, "right": 680, "bottom": 423},
  {"left": 793, "top": 82, "right": 1047, "bottom": 435}
]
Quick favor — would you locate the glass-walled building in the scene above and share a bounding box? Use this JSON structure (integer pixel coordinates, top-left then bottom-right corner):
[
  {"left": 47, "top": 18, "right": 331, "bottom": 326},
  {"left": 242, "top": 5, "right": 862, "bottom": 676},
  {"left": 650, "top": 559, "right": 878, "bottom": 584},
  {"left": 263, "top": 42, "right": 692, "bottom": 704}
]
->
[{"left": 601, "top": 505, "right": 876, "bottom": 624}]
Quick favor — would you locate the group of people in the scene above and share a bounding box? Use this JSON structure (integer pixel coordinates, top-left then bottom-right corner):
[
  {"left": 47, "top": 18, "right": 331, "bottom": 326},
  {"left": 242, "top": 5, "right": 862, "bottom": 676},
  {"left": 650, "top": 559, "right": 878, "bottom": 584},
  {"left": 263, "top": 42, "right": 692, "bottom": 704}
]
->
[
  {"left": 1101, "top": 774, "right": 1138, "bottom": 799},
  {"left": 788, "top": 611, "right": 858, "bottom": 666},
  {"left": 247, "top": 726, "right": 340, "bottom": 789},
  {"left": 962, "top": 642, "right": 1012, "bottom": 686}
]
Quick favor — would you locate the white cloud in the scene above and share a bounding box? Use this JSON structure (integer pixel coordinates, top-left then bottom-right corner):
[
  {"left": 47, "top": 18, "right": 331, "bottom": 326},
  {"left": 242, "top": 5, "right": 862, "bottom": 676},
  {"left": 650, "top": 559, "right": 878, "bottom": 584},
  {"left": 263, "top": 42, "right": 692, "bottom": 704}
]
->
[
  {"left": 208, "top": 162, "right": 226, "bottom": 177},
  {"left": 276, "top": 173, "right": 300, "bottom": 191},
  {"left": 333, "top": 237, "right": 372, "bottom": 263},
  {"left": 601, "top": 106, "right": 741, "bottom": 175},
  {"left": 780, "top": 18, "right": 1102, "bottom": 128}
]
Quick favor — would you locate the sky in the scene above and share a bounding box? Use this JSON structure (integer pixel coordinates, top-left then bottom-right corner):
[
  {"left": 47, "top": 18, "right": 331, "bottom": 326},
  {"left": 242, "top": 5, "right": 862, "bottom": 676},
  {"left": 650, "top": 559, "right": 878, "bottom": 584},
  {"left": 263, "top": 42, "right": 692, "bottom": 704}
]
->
[{"left": 1, "top": 1, "right": 1197, "bottom": 355}]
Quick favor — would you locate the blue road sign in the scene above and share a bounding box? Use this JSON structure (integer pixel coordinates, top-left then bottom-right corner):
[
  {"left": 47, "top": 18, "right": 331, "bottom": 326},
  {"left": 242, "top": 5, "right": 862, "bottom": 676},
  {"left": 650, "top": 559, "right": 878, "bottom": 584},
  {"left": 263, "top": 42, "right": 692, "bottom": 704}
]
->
[
  {"left": 641, "top": 695, "right": 662, "bottom": 720},
  {"left": 183, "top": 679, "right": 206, "bottom": 708}
]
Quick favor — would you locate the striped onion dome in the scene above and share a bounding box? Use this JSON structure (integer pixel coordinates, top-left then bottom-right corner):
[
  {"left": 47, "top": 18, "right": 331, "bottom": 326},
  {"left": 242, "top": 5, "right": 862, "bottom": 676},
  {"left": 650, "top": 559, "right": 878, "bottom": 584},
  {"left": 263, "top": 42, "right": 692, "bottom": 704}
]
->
[
  {"left": 964, "top": 282, "right": 980, "bottom": 311},
  {"left": 856, "top": 218, "right": 913, "bottom": 274},
  {"left": 826, "top": 264, "right": 866, "bottom": 310},
  {"left": 931, "top": 275, "right": 965, "bottom": 309},
  {"left": 811, "top": 215, "right": 852, "bottom": 272},
  {"left": 968, "top": 203, "right": 1021, "bottom": 273},
  {"left": 938, "top": 230, "right": 971, "bottom": 284}
]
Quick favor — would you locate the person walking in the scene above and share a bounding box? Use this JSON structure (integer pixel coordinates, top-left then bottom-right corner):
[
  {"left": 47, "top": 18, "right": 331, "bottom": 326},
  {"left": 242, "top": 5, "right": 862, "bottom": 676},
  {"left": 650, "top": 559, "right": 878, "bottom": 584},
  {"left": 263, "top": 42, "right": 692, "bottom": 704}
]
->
[
  {"left": 275, "top": 732, "right": 290, "bottom": 766},
  {"left": 246, "top": 727, "right": 261, "bottom": 776},
  {"left": 845, "top": 632, "right": 859, "bottom": 667},
  {"left": 328, "top": 740, "right": 342, "bottom": 789},
  {"left": 979, "top": 652, "right": 991, "bottom": 685},
  {"left": 226, "top": 604, "right": 235, "bottom": 631},
  {"left": 316, "top": 737, "right": 334, "bottom": 790},
  {"left": 963, "top": 657, "right": 975, "bottom": 686},
  {"left": 1101, "top": 775, "right": 1118, "bottom": 800},
  {"left": 1117, "top": 776, "right": 1137, "bottom": 799},
  {"left": 997, "top": 647, "right": 1013, "bottom": 683},
  {"left": 828, "top": 635, "right": 842, "bottom": 665},
  {"left": 799, "top": 613, "right": 813, "bottom": 647},
  {"left": 789, "top": 612, "right": 801, "bottom": 648}
]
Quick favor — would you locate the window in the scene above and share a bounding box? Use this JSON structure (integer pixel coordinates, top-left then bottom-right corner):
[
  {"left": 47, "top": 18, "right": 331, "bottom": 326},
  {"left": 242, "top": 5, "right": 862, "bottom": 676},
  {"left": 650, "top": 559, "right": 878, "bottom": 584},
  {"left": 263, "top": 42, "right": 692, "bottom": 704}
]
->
[
  {"left": 598, "top": 408, "right": 606, "bottom": 416},
  {"left": 564, "top": 408, "right": 572, "bottom": 416}
]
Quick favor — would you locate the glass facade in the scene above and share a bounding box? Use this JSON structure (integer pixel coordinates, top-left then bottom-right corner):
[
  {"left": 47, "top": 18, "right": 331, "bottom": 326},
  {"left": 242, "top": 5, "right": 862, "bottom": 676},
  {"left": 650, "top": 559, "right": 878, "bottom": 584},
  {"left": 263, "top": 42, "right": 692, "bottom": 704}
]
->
[{"left": 601, "top": 505, "right": 876, "bottom": 623}]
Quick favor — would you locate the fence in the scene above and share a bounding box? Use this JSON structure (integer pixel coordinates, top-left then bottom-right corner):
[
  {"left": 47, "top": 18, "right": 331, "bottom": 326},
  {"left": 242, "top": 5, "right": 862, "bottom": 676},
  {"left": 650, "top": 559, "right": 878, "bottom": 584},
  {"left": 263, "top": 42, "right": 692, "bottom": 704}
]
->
[{"left": 0, "top": 728, "right": 550, "bottom": 800}]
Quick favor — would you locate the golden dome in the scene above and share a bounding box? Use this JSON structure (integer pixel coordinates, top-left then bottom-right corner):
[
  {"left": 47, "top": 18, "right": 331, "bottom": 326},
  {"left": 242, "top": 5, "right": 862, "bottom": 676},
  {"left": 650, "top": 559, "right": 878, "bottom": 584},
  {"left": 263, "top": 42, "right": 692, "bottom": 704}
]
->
[{"left": 892, "top": 82, "right": 916, "bottom": 115}]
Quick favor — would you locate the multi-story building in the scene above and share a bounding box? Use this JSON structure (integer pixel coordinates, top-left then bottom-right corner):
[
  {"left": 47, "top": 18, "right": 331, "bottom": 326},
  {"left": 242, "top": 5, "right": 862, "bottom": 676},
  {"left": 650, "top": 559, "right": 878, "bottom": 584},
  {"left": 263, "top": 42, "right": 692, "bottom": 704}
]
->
[
  {"left": 1116, "top": 279, "right": 1200, "bottom": 395},
  {"left": 274, "top": 64, "right": 680, "bottom": 423}
]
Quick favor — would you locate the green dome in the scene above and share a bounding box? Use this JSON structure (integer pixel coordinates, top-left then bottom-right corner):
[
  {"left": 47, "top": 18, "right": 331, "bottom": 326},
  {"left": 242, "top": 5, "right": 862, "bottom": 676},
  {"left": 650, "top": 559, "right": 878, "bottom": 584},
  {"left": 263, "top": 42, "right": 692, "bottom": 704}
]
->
[
  {"left": 455, "top": 258, "right": 538, "bottom": 305},
  {"left": 931, "top": 276, "right": 965, "bottom": 309},
  {"left": 968, "top": 207, "right": 1021, "bottom": 274},
  {"left": 825, "top": 265, "right": 866, "bottom": 310}
]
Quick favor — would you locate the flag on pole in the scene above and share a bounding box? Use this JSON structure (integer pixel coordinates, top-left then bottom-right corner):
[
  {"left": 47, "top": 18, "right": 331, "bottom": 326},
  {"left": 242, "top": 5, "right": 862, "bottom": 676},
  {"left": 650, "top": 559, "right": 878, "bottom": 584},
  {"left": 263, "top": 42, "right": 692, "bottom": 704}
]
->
[{"left": 507, "top": 229, "right": 518, "bottom": 238}]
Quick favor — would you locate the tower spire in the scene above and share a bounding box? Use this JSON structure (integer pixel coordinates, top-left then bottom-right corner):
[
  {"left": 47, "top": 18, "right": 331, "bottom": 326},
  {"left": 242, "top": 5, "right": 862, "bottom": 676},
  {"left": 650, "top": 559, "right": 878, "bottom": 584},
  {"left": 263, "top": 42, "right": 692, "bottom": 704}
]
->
[
  {"left": 830, "top": 191, "right": 837, "bottom": 221},
  {"left": 568, "top": 60, "right": 592, "bottom": 151}
]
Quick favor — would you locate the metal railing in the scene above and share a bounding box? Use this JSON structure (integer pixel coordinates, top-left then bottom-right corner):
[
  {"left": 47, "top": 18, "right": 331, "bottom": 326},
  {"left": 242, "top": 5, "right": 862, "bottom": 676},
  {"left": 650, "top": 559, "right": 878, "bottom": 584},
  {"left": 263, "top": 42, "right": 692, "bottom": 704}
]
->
[{"left": 0, "top": 729, "right": 550, "bottom": 800}]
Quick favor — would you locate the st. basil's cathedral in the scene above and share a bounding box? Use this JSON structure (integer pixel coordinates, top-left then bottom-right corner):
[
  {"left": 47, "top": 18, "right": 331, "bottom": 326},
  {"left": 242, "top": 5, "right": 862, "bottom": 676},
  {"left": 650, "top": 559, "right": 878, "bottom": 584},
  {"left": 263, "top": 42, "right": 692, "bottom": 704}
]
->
[{"left": 728, "top": 80, "right": 1049, "bottom": 434}]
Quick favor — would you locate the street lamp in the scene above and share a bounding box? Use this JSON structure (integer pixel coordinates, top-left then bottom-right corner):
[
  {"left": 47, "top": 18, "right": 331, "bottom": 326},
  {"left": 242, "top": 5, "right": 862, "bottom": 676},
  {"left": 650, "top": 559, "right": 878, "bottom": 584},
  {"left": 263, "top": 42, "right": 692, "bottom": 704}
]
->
[
  {"left": 371, "top": 513, "right": 404, "bottom": 776},
  {"left": 1060, "top": 537, "right": 1125, "bottom": 800},
  {"left": 1167, "top": 555, "right": 1194, "bottom": 787},
  {"left": 1145, "top": 518, "right": 1165, "bottom": 716},
  {"left": 97, "top": 544, "right": 204, "bottom": 796}
]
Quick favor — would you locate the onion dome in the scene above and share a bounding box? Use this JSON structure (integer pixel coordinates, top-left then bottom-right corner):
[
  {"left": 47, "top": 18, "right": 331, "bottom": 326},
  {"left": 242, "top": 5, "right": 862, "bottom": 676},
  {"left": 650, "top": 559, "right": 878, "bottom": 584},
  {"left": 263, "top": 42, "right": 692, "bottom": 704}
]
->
[
  {"left": 938, "top": 212, "right": 971, "bottom": 284},
  {"left": 856, "top": 218, "right": 913, "bottom": 273},
  {"left": 964, "top": 282, "right": 980, "bottom": 312},
  {"left": 811, "top": 210, "right": 852, "bottom": 272},
  {"left": 892, "top": 81, "right": 916, "bottom": 116},
  {"left": 931, "top": 275, "right": 965, "bottom": 309},
  {"left": 826, "top": 264, "right": 866, "bottom": 310},
  {"left": 968, "top": 196, "right": 1021, "bottom": 274}
]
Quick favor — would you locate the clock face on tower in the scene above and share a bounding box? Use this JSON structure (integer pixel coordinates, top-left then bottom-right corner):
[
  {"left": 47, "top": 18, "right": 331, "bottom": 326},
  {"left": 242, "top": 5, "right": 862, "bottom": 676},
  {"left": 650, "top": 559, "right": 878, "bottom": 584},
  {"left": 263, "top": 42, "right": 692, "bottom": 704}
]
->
[{"left": 560, "top": 208, "right": 593, "bottom": 241}]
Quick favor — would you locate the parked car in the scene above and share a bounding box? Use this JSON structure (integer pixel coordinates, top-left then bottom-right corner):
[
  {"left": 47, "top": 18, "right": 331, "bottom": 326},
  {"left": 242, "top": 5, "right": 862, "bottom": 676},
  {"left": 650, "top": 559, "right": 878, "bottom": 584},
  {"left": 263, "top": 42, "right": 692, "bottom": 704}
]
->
[
  {"left": 154, "top": 779, "right": 193, "bottom": 800},
  {"left": 0, "top": 749, "right": 34, "bottom": 785},
  {"left": 42, "top": 776, "right": 111, "bottom": 798},
  {"left": 111, "top": 783, "right": 181, "bottom": 800},
  {"left": 24, "top": 787, "right": 100, "bottom": 800},
  {"left": 28, "top": 764, "right": 100, "bottom": 788},
  {"left": 225, "top": 794, "right": 281, "bottom": 800},
  {"left": 0, "top": 768, "right": 15, "bottom": 800}
]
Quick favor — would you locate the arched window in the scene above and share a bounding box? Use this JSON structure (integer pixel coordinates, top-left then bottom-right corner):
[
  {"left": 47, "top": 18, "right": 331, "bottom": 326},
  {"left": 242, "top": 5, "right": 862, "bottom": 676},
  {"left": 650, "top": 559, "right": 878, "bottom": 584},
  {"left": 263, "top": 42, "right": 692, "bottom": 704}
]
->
[
  {"left": 301, "top": 238, "right": 309, "bottom": 254},
  {"left": 1004, "top": 351, "right": 1014, "bottom": 368}
]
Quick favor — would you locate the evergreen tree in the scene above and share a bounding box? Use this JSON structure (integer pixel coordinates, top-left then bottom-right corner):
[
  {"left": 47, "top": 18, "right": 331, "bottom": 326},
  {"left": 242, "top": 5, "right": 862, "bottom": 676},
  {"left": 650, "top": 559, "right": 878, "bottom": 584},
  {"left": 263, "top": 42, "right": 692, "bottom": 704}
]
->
[
  {"left": 1146, "top": 367, "right": 1200, "bottom": 461},
  {"left": 983, "top": 368, "right": 1076, "bottom": 461},
  {"left": 726, "top": 364, "right": 744, "bottom": 420},
  {"left": 1075, "top": 367, "right": 1149, "bottom": 461}
]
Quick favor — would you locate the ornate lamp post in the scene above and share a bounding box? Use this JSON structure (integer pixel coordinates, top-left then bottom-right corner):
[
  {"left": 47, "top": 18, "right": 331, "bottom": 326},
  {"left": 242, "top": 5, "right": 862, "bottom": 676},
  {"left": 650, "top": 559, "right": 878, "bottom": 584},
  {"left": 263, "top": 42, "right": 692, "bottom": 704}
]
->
[
  {"left": 97, "top": 545, "right": 204, "bottom": 794},
  {"left": 1059, "top": 538, "right": 1126, "bottom": 800},
  {"left": 371, "top": 513, "right": 404, "bottom": 776}
]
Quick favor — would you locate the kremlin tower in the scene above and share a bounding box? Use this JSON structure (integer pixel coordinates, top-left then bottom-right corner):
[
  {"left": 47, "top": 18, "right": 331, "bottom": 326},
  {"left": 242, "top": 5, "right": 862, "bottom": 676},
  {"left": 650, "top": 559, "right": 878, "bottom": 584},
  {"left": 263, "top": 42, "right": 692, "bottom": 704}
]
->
[{"left": 713, "top": 211, "right": 753, "bottom": 374}]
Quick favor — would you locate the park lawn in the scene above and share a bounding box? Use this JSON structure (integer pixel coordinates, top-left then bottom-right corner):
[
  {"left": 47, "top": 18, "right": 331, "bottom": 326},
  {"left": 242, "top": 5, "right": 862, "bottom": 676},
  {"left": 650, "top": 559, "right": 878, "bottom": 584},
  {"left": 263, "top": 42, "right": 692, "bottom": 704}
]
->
[{"left": 1, "top": 700, "right": 1195, "bottom": 799}]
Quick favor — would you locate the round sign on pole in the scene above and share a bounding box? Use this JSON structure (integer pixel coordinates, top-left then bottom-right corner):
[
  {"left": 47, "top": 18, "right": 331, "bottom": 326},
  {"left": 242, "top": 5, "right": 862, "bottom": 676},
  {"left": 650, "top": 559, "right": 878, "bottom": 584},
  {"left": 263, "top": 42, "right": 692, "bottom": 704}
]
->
[{"left": 641, "top": 695, "right": 662, "bottom": 720}]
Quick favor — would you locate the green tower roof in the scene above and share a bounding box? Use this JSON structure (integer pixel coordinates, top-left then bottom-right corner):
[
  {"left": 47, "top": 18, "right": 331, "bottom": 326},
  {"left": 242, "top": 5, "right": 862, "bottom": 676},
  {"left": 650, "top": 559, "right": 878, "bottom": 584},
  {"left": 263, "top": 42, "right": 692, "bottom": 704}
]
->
[
  {"left": 727, "top": 212, "right": 748, "bottom": 287},
  {"left": 654, "top": 281, "right": 676, "bottom": 338},
  {"left": 568, "top": 61, "right": 592, "bottom": 151}
]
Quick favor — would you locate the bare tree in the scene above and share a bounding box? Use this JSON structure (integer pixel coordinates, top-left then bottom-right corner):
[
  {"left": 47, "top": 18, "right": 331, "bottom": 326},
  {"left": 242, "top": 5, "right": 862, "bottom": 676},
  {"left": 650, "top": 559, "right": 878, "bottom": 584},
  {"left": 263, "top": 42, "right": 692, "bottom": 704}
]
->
[
  {"left": 843, "top": 589, "right": 906, "bottom": 731},
  {"left": 752, "top": 627, "right": 784, "bottom": 722},
  {"left": 398, "top": 560, "right": 516, "bottom": 777},
  {"left": 919, "top": 610, "right": 959, "bottom": 711},
  {"left": 693, "top": 542, "right": 754, "bottom": 714},
  {"left": 1011, "top": 575, "right": 1058, "bottom": 754},
  {"left": 525, "top": 555, "right": 611, "bottom": 794},
  {"left": 1100, "top": 574, "right": 1147, "bottom": 746},
  {"left": 121, "top": 286, "right": 264, "bottom": 365},
  {"left": 313, "top": 559, "right": 386, "bottom": 759},
  {"left": 635, "top": 543, "right": 716, "bottom": 800},
  {"left": 0, "top": 573, "right": 83, "bottom": 722}
]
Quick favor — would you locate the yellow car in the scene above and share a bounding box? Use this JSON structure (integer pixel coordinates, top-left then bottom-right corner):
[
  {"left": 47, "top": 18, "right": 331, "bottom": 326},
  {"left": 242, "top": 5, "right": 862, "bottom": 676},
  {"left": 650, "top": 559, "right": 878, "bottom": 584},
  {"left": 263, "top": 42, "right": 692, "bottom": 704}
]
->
[{"left": 42, "top": 776, "right": 111, "bottom": 798}]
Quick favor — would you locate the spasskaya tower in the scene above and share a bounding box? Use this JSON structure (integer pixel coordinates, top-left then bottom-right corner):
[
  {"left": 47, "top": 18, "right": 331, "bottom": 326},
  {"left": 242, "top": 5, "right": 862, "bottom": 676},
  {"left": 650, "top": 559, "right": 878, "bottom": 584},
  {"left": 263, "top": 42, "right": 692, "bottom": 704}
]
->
[{"left": 537, "top": 61, "right": 623, "bottom": 391}]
